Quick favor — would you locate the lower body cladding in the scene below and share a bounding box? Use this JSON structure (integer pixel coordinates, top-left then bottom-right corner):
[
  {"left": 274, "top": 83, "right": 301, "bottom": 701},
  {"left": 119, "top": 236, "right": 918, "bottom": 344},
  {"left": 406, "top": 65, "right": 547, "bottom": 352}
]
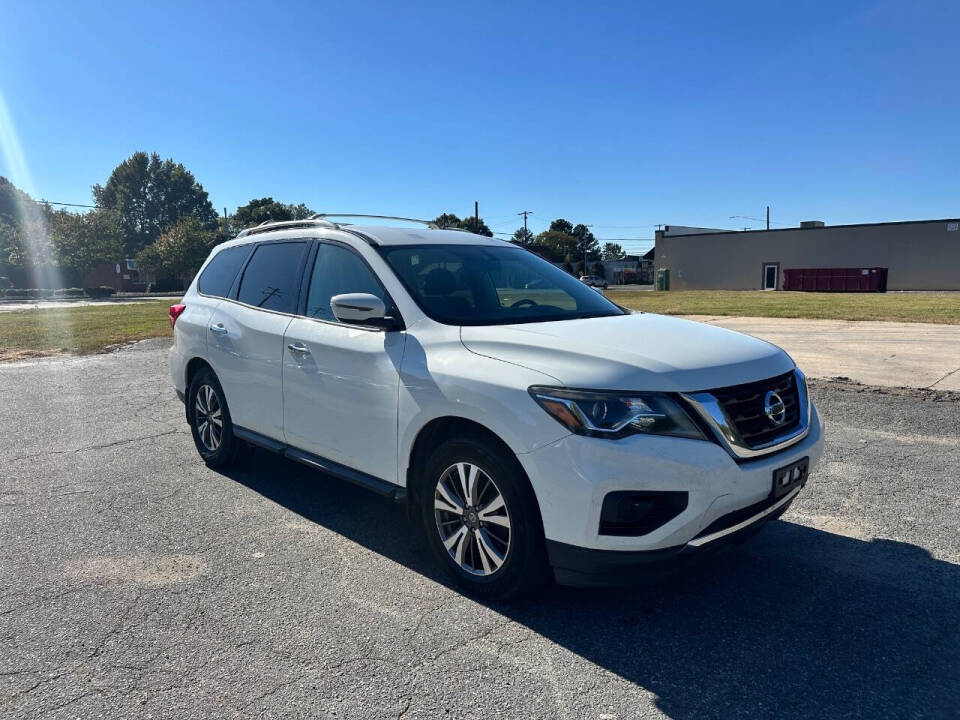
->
[{"left": 517, "top": 405, "right": 824, "bottom": 587}]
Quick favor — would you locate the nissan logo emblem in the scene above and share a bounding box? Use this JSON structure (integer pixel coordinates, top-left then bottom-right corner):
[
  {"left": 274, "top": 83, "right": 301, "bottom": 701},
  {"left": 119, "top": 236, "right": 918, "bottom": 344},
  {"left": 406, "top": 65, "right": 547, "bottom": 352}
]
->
[{"left": 764, "top": 390, "right": 787, "bottom": 426}]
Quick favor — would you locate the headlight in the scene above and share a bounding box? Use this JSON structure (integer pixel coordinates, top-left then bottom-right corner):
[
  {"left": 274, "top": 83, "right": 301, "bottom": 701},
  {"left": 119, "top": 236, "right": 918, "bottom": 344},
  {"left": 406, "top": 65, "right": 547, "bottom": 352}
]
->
[{"left": 528, "top": 386, "right": 706, "bottom": 441}]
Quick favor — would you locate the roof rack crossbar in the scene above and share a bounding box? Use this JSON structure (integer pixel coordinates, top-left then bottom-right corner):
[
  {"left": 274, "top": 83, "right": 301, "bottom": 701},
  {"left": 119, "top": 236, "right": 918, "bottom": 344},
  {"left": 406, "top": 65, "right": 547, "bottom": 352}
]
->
[{"left": 312, "top": 214, "right": 440, "bottom": 230}]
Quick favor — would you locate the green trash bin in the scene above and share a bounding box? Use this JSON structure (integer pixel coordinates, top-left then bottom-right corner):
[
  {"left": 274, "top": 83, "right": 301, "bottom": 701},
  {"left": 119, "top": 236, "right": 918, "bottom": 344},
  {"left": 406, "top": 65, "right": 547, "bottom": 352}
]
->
[{"left": 656, "top": 268, "right": 670, "bottom": 291}]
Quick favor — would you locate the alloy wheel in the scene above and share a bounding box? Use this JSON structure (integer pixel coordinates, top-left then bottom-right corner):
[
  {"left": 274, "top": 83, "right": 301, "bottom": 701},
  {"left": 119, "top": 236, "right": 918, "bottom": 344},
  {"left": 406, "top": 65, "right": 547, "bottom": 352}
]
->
[
  {"left": 194, "top": 384, "right": 223, "bottom": 452},
  {"left": 433, "top": 462, "right": 512, "bottom": 576}
]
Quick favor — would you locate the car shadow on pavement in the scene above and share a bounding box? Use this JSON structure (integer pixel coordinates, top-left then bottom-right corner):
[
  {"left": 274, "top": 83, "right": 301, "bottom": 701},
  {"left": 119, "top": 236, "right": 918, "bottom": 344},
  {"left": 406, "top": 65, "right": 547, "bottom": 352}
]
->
[{"left": 222, "top": 452, "right": 959, "bottom": 719}]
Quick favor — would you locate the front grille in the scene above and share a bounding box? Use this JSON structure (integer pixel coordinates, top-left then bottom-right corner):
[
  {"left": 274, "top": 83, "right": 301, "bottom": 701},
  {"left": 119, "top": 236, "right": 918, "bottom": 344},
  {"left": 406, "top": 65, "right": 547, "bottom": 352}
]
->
[{"left": 711, "top": 371, "right": 801, "bottom": 449}]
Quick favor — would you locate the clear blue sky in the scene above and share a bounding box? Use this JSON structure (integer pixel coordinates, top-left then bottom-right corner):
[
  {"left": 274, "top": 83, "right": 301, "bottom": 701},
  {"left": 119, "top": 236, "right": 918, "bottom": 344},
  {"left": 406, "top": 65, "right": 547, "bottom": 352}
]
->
[{"left": 1, "top": 0, "right": 957, "bottom": 254}]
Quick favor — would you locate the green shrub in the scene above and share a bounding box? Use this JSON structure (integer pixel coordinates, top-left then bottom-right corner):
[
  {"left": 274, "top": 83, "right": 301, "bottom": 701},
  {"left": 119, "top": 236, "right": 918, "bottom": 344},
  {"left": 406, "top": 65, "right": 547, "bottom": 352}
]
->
[
  {"left": 147, "top": 277, "right": 185, "bottom": 293},
  {"left": 84, "top": 286, "right": 117, "bottom": 298}
]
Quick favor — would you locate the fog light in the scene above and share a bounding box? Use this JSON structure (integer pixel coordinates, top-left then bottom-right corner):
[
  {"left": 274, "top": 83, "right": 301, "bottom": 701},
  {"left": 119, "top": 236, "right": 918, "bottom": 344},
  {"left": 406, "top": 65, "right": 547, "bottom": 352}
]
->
[{"left": 599, "top": 491, "right": 689, "bottom": 536}]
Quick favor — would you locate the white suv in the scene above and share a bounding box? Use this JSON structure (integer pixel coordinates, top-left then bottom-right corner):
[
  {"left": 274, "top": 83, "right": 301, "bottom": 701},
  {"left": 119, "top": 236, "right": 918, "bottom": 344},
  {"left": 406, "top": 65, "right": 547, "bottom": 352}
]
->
[{"left": 169, "top": 216, "right": 823, "bottom": 598}]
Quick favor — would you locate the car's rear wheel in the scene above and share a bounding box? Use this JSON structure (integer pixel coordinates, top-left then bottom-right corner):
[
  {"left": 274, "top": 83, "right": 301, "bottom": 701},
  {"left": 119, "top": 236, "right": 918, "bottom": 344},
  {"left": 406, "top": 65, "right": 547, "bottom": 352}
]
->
[
  {"left": 187, "top": 367, "right": 249, "bottom": 468},
  {"left": 419, "top": 435, "right": 548, "bottom": 599}
]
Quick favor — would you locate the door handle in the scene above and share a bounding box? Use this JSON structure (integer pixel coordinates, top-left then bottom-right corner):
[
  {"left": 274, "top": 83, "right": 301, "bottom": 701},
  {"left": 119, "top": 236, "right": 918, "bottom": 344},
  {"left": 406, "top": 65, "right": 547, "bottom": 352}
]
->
[
  {"left": 287, "top": 342, "right": 311, "bottom": 355},
  {"left": 209, "top": 323, "right": 227, "bottom": 335}
]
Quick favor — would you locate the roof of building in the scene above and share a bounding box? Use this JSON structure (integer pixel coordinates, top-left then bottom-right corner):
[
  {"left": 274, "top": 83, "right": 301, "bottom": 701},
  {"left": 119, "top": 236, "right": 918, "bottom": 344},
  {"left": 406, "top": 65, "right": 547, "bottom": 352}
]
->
[{"left": 660, "top": 218, "right": 960, "bottom": 239}]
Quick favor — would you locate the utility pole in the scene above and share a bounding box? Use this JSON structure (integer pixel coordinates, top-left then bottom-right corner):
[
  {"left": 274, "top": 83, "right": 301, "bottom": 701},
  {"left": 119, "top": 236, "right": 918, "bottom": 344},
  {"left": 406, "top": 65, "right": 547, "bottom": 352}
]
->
[
  {"left": 474, "top": 201, "right": 479, "bottom": 230},
  {"left": 766, "top": 205, "right": 770, "bottom": 230},
  {"left": 518, "top": 210, "right": 533, "bottom": 244}
]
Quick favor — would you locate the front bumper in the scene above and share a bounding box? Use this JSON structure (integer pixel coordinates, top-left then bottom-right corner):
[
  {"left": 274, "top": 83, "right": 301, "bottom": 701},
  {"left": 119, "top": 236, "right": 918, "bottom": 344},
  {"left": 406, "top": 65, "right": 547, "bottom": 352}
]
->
[
  {"left": 546, "top": 485, "right": 801, "bottom": 586},
  {"left": 516, "top": 403, "right": 823, "bottom": 581}
]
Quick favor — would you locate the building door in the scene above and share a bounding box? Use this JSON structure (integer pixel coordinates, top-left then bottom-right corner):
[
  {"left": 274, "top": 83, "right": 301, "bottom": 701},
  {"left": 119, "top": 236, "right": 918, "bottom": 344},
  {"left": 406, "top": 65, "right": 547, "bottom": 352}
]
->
[{"left": 763, "top": 263, "right": 779, "bottom": 290}]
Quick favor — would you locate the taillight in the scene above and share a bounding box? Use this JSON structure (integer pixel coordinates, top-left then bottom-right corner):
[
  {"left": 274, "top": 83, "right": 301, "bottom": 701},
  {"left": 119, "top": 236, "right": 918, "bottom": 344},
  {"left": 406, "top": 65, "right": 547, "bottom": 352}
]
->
[{"left": 169, "top": 304, "right": 186, "bottom": 329}]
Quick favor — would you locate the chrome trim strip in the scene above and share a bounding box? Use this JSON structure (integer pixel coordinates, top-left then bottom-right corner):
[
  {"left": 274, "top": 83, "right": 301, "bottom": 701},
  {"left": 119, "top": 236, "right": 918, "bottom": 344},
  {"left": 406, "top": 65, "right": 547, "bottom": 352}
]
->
[
  {"left": 681, "top": 369, "right": 811, "bottom": 460},
  {"left": 687, "top": 486, "right": 801, "bottom": 547}
]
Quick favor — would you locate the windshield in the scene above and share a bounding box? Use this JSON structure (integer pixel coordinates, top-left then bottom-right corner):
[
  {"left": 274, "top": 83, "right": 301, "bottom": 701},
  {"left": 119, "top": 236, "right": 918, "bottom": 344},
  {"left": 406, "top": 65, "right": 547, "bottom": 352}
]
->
[{"left": 380, "top": 244, "right": 626, "bottom": 326}]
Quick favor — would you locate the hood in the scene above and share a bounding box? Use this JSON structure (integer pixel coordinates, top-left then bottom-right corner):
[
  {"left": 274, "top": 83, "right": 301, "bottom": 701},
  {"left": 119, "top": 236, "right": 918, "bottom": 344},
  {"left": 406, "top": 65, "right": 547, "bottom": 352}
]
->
[{"left": 460, "top": 313, "right": 794, "bottom": 392}]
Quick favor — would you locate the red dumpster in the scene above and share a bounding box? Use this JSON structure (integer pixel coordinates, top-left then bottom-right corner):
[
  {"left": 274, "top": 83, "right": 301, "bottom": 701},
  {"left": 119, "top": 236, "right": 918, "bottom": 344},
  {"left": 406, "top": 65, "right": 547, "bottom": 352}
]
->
[{"left": 782, "top": 267, "right": 887, "bottom": 292}]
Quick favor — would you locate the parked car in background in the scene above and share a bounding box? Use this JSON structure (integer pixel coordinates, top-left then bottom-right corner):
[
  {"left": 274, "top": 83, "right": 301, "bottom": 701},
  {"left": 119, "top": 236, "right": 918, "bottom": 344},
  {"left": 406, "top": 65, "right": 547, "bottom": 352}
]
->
[
  {"left": 169, "top": 216, "right": 823, "bottom": 599},
  {"left": 580, "top": 274, "right": 608, "bottom": 289}
]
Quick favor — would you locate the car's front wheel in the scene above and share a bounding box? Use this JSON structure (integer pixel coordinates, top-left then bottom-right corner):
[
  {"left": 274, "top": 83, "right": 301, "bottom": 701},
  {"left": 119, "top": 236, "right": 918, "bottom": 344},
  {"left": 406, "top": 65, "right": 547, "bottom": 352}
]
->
[
  {"left": 187, "top": 367, "right": 249, "bottom": 468},
  {"left": 419, "top": 435, "right": 548, "bottom": 599}
]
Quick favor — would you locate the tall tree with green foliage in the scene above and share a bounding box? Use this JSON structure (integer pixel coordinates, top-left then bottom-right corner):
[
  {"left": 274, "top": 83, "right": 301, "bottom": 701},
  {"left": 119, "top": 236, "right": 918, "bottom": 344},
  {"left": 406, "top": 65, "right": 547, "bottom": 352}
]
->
[
  {"left": 231, "top": 197, "right": 314, "bottom": 230},
  {"left": 459, "top": 216, "right": 493, "bottom": 237},
  {"left": 602, "top": 242, "right": 626, "bottom": 260},
  {"left": 571, "top": 223, "right": 599, "bottom": 260},
  {"left": 432, "top": 213, "right": 493, "bottom": 237},
  {"left": 511, "top": 227, "right": 534, "bottom": 246},
  {"left": 0, "top": 178, "right": 55, "bottom": 285},
  {"left": 93, "top": 152, "right": 218, "bottom": 256},
  {"left": 433, "top": 213, "right": 462, "bottom": 229},
  {"left": 549, "top": 218, "right": 574, "bottom": 235},
  {"left": 135, "top": 216, "right": 220, "bottom": 283},
  {"left": 48, "top": 209, "right": 124, "bottom": 284},
  {"left": 532, "top": 229, "right": 578, "bottom": 263}
]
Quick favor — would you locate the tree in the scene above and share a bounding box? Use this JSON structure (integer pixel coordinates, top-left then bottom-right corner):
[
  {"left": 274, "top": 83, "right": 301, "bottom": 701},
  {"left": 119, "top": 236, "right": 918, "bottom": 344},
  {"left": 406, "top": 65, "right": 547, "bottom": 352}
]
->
[
  {"left": 459, "top": 216, "right": 493, "bottom": 237},
  {"left": 0, "top": 218, "right": 25, "bottom": 274},
  {"left": 602, "top": 242, "right": 626, "bottom": 260},
  {"left": 231, "top": 197, "right": 314, "bottom": 230},
  {"left": 549, "top": 218, "right": 574, "bottom": 235},
  {"left": 571, "top": 223, "right": 599, "bottom": 260},
  {"left": 0, "top": 178, "right": 54, "bottom": 285},
  {"left": 48, "top": 209, "right": 124, "bottom": 284},
  {"left": 93, "top": 152, "right": 218, "bottom": 256},
  {"left": 135, "top": 216, "right": 220, "bottom": 283},
  {"left": 511, "top": 227, "right": 534, "bottom": 246},
  {"left": 432, "top": 212, "right": 493, "bottom": 237},
  {"left": 433, "top": 213, "right": 462, "bottom": 229},
  {"left": 532, "top": 229, "right": 578, "bottom": 263}
]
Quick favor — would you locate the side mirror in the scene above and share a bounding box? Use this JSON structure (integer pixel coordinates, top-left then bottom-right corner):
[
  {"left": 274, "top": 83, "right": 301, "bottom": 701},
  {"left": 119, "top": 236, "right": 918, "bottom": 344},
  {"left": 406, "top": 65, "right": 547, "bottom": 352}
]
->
[{"left": 330, "top": 293, "right": 396, "bottom": 329}]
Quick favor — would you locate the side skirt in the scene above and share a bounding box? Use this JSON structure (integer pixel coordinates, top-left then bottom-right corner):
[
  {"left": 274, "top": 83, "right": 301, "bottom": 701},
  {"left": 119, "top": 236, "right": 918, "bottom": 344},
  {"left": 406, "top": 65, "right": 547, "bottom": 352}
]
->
[{"left": 233, "top": 426, "right": 407, "bottom": 503}]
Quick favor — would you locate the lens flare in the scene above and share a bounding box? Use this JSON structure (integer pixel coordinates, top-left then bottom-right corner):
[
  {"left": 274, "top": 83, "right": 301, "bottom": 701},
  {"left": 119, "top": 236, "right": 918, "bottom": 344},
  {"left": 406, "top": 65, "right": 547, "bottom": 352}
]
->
[{"left": 0, "top": 88, "right": 69, "bottom": 349}]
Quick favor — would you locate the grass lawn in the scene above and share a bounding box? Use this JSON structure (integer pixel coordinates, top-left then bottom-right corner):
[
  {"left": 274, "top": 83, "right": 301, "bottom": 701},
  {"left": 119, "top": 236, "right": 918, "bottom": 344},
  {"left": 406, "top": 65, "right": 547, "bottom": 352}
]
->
[
  {"left": 0, "top": 301, "right": 172, "bottom": 361},
  {"left": 610, "top": 290, "right": 960, "bottom": 325}
]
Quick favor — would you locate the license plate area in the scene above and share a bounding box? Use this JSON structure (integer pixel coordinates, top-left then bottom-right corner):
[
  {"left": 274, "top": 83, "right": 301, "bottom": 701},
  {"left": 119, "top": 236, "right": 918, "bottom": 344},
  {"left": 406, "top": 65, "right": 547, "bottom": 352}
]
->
[{"left": 772, "top": 457, "right": 809, "bottom": 499}]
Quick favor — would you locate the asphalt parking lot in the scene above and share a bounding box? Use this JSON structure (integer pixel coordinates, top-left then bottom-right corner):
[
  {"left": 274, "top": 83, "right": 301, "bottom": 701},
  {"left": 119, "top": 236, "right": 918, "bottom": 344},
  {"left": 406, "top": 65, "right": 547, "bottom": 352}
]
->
[{"left": 1, "top": 339, "right": 958, "bottom": 719}]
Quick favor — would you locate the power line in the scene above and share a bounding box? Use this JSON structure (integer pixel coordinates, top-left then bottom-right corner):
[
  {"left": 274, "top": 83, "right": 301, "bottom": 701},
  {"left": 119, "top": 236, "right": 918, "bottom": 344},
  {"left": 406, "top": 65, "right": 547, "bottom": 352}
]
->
[{"left": 28, "top": 199, "right": 101, "bottom": 209}]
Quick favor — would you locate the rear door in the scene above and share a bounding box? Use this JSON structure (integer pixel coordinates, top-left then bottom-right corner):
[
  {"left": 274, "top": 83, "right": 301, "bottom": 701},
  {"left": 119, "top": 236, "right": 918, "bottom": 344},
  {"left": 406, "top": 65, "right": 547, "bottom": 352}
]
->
[
  {"left": 282, "top": 241, "right": 405, "bottom": 483},
  {"left": 179, "top": 244, "right": 252, "bottom": 368},
  {"left": 207, "top": 239, "right": 310, "bottom": 440}
]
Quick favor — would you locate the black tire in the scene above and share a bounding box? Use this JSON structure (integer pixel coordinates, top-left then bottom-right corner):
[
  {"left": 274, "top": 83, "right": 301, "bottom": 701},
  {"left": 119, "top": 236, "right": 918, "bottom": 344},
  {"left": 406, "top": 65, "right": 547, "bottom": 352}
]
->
[
  {"left": 187, "top": 367, "right": 249, "bottom": 468},
  {"left": 418, "top": 435, "right": 548, "bottom": 600}
]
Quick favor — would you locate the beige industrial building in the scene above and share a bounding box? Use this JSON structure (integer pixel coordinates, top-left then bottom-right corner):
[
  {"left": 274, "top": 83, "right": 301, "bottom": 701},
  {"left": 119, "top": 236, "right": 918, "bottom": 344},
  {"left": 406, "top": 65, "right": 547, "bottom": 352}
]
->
[{"left": 654, "top": 218, "right": 960, "bottom": 291}]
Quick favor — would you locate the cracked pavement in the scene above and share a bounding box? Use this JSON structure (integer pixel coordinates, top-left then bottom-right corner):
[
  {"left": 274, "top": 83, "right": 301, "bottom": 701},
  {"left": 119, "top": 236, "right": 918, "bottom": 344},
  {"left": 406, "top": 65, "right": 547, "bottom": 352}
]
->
[{"left": 1, "top": 339, "right": 958, "bottom": 718}]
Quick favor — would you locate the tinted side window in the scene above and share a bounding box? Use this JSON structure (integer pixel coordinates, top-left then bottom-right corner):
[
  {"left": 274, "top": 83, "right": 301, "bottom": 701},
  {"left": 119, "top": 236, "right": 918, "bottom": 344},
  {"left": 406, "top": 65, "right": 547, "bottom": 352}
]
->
[
  {"left": 236, "top": 242, "right": 308, "bottom": 314},
  {"left": 198, "top": 245, "right": 251, "bottom": 298},
  {"left": 305, "top": 244, "right": 386, "bottom": 322}
]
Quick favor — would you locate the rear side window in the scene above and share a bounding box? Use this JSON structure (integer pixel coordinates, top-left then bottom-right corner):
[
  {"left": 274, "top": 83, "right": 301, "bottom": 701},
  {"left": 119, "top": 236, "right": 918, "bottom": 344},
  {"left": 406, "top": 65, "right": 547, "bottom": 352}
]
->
[
  {"left": 305, "top": 243, "right": 387, "bottom": 322},
  {"left": 198, "top": 245, "right": 250, "bottom": 298},
  {"left": 236, "top": 241, "right": 308, "bottom": 314}
]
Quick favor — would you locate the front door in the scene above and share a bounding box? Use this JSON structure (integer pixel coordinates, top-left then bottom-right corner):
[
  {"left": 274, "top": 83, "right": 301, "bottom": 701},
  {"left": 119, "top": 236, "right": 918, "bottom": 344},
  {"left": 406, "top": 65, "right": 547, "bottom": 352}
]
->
[
  {"left": 763, "top": 263, "right": 779, "bottom": 290},
  {"left": 282, "top": 241, "right": 405, "bottom": 483},
  {"left": 207, "top": 240, "right": 309, "bottom": 440}
]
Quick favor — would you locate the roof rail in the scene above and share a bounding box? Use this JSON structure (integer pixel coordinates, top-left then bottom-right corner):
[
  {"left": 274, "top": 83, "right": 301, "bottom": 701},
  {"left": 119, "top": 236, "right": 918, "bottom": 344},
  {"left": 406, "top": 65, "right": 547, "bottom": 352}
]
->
[
  {"left": 312, "top": 214, "right": 440, "bottom": 229},
  {"left": 236, "top": 217, "right": 339, "bottom": 238}
]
